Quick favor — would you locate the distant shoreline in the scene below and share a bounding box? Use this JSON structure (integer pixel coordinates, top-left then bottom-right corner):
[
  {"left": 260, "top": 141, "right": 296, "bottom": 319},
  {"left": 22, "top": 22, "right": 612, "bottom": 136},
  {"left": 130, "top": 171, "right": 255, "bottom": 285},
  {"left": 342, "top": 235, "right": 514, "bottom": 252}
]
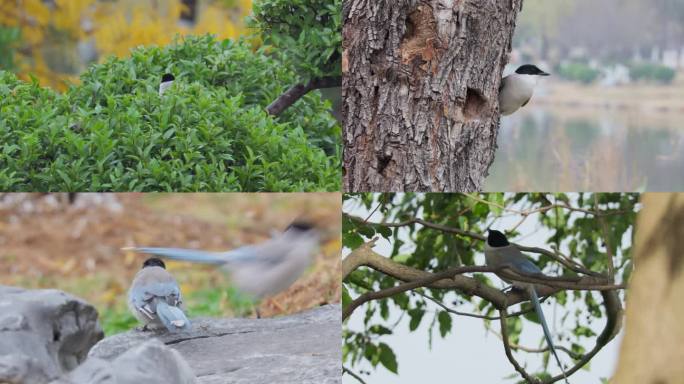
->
[{"left": 535, "top": 79, "right": 684, "bottom": 115}]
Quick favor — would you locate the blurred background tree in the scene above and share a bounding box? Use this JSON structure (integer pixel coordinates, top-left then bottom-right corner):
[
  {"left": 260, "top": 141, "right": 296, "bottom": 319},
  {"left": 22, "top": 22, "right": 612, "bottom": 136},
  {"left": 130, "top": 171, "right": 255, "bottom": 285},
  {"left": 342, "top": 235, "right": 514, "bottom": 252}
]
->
[{"left": 0, "top": 0, "right": 251, "bottom": 91}]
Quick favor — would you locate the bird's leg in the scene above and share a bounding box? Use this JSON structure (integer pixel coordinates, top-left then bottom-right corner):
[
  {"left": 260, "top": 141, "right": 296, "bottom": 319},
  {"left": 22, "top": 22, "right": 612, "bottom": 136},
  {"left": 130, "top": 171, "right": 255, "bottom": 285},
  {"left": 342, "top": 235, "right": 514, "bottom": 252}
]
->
[{"left": 136, "top": 323, "right": 150, "bottom": 332}]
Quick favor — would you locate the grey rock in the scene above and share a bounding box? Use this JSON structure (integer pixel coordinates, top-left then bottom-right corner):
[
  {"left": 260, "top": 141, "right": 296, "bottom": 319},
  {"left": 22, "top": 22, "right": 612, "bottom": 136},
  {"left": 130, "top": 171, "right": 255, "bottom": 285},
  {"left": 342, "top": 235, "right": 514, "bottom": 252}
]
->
[
  {"left": 0, "top": 285, "right": 104, "bottom": 383},
  {"left": 89, "top": 304, "right": 342, "bottom": 384},
  {"left": 62, "top": 339, "right": 196, "bottom": 384}
]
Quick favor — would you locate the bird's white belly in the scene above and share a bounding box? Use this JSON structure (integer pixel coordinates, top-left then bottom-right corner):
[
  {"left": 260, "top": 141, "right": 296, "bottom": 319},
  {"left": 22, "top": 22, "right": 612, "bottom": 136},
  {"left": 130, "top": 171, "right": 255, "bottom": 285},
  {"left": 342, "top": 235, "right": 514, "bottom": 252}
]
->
[{"left": 499, "top": 75, "right": 536, "bottom": 116}]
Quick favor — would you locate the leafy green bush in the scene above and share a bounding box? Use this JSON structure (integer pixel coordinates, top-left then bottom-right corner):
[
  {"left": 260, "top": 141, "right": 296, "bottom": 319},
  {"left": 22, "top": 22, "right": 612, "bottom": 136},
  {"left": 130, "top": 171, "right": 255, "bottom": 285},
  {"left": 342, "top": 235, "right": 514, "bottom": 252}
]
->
[
  {"left": 250, "top": 0, "right": 341, "bottom": 80},
  {"left": 628, "top": 62, "right": 676, "bottom": 84},
  {"left": 556, "top": 62, "right": 600, "bottom": 84},
  {"left": 0, "top": 35, "right": 340, "bottom": 191}
]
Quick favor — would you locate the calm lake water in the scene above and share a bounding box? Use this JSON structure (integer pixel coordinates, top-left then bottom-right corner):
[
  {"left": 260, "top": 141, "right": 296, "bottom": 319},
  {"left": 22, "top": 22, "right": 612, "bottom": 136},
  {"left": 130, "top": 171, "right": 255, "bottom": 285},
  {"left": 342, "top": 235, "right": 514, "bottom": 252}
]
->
[{"left": 484, "top": 107, "right": 684, "bottom": 191}]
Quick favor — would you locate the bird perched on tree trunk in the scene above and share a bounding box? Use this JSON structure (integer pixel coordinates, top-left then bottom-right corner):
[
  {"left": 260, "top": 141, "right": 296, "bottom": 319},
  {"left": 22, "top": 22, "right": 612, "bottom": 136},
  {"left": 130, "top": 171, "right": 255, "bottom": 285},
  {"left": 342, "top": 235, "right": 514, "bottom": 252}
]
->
[{"left": 498, "top": 64, "right": 549, "bottom": 116}]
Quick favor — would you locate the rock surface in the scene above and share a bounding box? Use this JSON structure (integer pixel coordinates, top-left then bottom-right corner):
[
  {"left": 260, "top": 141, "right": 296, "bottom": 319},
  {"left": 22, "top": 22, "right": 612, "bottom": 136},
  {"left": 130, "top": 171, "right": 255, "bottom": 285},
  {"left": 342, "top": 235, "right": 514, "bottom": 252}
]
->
[
  {"left": 89, "top": 304, "right": 342, "bottom": 384},
  {"left": 0, "top": 285, "right": 104, "bottom": 383},
  {"left": 60, "top": 339, "right": 196, "bottom": 384}
]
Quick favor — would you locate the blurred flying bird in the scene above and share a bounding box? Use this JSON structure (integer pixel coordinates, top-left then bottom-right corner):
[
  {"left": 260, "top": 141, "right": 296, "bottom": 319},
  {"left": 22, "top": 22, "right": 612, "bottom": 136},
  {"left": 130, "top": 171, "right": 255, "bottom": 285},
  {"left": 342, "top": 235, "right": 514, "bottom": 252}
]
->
[{"left": 126, "top": 221, "right": 319, "bottom": 305}]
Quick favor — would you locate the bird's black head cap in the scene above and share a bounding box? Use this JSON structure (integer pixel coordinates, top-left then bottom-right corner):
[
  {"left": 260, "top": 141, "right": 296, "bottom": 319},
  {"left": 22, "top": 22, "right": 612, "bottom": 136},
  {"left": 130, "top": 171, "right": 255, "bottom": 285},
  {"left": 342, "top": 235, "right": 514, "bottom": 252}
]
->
[
  {"left": 143, "top": 257, "right": 166, "bottom": 269},
  {"left": 286, "top": 221, "right": 316, "bottom": 232},
  {"left": 515, "top": 64, "right": 549, "bottom": 76},
  {"left": 487, "top": 229, "right": 510, "bottom": 247},
  {"left": 161, "top": 73, "right": 175, "bottom": 83}
]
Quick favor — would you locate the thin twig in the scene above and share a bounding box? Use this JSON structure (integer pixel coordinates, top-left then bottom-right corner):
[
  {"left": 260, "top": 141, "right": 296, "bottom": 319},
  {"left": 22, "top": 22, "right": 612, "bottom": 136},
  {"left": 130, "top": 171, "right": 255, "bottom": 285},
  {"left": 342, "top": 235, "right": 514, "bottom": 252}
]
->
[
  {"left": 595, "top": 195, "right": 615, "bottom": 278},
  {"left": 415, "top": 289, "right": 544, "bottom": 321},
  {"left": 342, "top": 366, "right": 367, "bottom": 384}
]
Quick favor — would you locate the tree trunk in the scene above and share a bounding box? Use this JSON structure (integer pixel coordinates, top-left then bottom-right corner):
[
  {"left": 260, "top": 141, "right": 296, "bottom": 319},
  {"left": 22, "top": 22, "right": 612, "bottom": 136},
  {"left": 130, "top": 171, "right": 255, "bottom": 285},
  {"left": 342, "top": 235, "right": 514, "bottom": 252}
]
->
[
  {"left": 611, "top": 193, "right": 684, "bottom": 383},
  {"left": 342, "top": 0, "right": 523, "bottom": 192}
]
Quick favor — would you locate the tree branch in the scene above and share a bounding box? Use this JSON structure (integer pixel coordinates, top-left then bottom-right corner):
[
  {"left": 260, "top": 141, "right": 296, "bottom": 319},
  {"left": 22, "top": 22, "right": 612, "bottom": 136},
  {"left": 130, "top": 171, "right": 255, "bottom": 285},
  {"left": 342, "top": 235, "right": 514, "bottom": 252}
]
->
[
  {"left": 346, "top": 213, "right": 607, "bottom": 278},
  {"left": 342, "top": 244, "right": 623, "bottom": 321},
  {"left": 343, "top": 264, "right": 498, "bottom": 320},
  {"left": 499, "top": 309, "right": 541, "bottom": 384},
  {"left": 266, "top": 76, "right": 341, "bottom": 116},
  {"left": 498, "top": 289, "right": 623, "bottom": 383}
]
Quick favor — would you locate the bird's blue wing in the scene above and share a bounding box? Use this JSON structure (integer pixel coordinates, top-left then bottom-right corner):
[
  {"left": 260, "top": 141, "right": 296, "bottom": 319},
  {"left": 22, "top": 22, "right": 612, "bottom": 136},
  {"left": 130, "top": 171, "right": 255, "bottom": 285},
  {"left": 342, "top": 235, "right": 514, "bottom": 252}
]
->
[{"left": 512, "top": 258, "right": 543, "bottom": 275}]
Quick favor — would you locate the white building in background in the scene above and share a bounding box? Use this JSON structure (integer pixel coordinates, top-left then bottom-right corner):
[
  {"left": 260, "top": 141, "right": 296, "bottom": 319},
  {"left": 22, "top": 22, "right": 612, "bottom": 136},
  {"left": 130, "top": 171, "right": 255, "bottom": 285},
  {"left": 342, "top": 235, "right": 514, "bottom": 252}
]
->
[{"left": 600, "top": 65, "right": 630, "bottom": 86}]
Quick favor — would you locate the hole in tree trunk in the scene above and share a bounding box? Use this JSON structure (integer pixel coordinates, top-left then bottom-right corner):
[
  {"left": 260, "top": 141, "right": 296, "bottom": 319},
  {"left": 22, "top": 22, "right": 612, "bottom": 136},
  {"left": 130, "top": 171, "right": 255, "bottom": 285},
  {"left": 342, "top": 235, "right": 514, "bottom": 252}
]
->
[
  {"left": 464, "top": 88, "right": 486, "bottom": 121},
  {"left": 404, "top": 17, "right": 416, "bottom": 40},
  {"left": 377, "top": 154, "right": 392, "bottom": 175}
]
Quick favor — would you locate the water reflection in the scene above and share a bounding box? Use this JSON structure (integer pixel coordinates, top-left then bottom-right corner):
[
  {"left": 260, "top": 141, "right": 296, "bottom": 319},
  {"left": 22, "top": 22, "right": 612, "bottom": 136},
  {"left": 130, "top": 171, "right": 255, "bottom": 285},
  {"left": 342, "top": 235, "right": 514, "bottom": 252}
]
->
[{"left": 484, "top": 107, "right": 684, "bottom": 191}]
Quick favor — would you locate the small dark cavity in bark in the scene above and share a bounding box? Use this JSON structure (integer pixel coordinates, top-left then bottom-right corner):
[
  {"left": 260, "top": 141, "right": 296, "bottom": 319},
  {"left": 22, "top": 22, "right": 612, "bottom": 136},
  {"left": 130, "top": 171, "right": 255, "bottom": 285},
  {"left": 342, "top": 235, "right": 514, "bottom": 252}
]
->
[
  {"left": 464, "top": 88, "right": 486, "bottom": 121},
  {"left": 377, "top": 154, "right": 392, "bottom": 175}
]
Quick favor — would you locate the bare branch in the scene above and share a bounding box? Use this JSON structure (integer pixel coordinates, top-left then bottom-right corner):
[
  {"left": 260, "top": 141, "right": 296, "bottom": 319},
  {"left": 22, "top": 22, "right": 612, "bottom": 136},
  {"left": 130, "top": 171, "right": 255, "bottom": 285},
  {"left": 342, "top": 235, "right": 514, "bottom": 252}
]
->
[{"left": 266, "top": 76, "right": 341, "bottom": 116}]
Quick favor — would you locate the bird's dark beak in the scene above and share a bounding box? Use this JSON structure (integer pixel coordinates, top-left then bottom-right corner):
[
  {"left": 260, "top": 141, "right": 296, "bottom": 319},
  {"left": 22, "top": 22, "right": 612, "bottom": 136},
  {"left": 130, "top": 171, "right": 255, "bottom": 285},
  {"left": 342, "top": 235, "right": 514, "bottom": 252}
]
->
[{"left": 540, "top": 71, "right": 550, "bottom": 76}]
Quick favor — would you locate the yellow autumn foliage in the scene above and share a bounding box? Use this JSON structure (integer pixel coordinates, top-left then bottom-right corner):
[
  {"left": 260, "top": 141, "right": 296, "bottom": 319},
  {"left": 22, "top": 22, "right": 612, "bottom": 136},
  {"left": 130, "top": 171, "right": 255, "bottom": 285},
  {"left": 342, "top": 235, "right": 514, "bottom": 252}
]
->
[{"left": 0, "top": 0, "right": 252, "bottom": 91}]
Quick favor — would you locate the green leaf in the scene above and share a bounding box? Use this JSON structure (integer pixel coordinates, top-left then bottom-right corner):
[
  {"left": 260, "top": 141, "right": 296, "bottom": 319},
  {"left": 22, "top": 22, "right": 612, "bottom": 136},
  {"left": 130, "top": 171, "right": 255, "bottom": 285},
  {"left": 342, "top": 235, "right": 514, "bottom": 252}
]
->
[
  {"left": 437, "top": 311, "right": 452, "bottom": 337},
  {"left": 408, "top": 308, "right": 425, "bottom": 331},
  {"left": 378, "top": 342, "right": 398, "bottom": 374}
]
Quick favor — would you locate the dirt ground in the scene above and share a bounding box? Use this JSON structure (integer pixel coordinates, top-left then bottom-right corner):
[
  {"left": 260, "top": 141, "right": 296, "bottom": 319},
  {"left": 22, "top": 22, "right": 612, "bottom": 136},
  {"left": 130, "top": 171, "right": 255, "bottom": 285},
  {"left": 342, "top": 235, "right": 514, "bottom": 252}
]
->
[{"left": 0, "top": 193, "right": 341, "bottom": 332}]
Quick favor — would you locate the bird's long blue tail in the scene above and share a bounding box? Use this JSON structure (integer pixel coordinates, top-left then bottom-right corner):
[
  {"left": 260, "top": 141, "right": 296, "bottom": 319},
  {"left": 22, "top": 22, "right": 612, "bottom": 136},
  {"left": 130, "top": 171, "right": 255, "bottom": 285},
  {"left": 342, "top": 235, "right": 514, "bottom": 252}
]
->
[
  {"left": 131, "top": 247, "right": 226, "bottom": 265},
  {"left": 528, "top": 287, "right": 570, "bottom": 384},
  {"left": 156, "top": 301, "right": 191, "bottom": 333}
]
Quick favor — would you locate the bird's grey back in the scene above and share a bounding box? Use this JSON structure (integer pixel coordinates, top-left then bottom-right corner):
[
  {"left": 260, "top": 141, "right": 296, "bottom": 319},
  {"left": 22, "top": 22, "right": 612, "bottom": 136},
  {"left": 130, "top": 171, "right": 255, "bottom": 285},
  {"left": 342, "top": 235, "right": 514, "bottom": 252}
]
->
[{"left": 129, "top": 266, "right": 181, "bottom": 307}]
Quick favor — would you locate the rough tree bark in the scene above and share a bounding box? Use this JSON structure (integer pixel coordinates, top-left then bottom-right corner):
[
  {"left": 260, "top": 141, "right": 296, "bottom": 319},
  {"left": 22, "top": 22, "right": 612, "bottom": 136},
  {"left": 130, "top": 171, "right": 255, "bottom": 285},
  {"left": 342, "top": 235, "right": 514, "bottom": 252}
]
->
[
  {"left": 611, "top": 193, "right": 684, "bottom": 383},
  {"left": 342, "top": 0, "right": 523, "bottom": 192}
]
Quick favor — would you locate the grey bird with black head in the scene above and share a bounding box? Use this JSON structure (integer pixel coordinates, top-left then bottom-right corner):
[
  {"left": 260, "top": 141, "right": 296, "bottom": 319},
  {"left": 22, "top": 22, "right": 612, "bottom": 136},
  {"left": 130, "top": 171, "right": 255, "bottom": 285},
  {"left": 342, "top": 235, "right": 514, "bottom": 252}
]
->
[
  {"left": 498, "top": 64, "right": 549, "bottom": 116},
  {"left": 484, "top": 229, "right": 570, "bottom": 383},
  {"left": 128, "top": 257, "right": 191, "bottom": 333}
]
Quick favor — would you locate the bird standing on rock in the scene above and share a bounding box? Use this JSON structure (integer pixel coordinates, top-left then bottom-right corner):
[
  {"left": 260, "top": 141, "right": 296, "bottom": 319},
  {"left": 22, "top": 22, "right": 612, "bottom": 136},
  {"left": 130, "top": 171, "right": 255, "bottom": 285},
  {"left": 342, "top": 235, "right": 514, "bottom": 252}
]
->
[{"left": 128, "top": 257, "right": 191, "bottom": 333}]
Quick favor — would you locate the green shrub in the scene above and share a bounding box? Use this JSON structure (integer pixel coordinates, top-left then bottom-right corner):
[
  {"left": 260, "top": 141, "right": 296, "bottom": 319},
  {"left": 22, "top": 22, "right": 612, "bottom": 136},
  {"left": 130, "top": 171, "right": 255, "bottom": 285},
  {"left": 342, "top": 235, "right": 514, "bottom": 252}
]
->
[
  {"left": 556, "top": 62, "right": 600, "bottom": 84},
  {"left": 628, "top": 62, "right": 676, "bottom": 84},
  {"left": 0, "top": 35, "right": 340, "bottom": 191},
  {"left": 251, "top": 0, "right": 341, "bottom": 80}
]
